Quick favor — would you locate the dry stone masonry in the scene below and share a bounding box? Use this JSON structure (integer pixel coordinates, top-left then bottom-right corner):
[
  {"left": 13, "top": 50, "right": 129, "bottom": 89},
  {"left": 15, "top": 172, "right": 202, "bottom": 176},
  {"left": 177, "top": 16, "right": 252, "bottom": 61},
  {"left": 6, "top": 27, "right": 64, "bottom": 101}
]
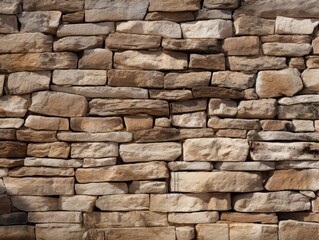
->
[{"left": 1, "top": 0, "right": 319, "bottom": 239}]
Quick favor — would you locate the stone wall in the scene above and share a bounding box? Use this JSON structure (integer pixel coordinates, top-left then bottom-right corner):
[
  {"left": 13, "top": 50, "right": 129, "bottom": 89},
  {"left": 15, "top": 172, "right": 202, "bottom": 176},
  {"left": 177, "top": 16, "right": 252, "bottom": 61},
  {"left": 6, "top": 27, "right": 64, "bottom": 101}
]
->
[{"left": 0, "top": 0, "right": 319, "bottom": 239}]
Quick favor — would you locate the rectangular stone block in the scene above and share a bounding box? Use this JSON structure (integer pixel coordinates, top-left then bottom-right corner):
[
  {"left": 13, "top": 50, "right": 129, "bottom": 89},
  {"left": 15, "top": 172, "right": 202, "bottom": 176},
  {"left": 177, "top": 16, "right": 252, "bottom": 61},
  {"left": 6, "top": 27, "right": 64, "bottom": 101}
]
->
[
  {"left": 221, "top": 212, "right": 278, "bottom": 224},
  {"left": 168, "top": 212, "right": 219, "bottom": 224},
  {"left": 59, "top": 132, "right": 132, "bottom": 143},
  {"left": 24, "top": 157, "right": 82, "bottom": 168},
  {"left": 71, "top": 142, "right": 118, "bottom": 158},
  {"left": 162, "top": 38, "right": 221, "bottom": 53},
  {"left": 75, "top": 182, "right": 128, "bottom": 195},
  {"left": 60, "top": 196, "right": 97, "bottom": 212},
  {"left": 35, "top": 224, "right": 85, "bottom": 240},
  {"left": 106, "top": 33, "right": 161, "bottom": 50},
  {"left": 9, "top": 167, "right": 74, "bottom": 177},
  {"left": 279, "top": 220, "right": 319, "bottom": 240},
  {"left": 96, "top": 194, "right": 149, "bottom": 211},
  {"left": 164, "top": 72, "right": 211, "bottom": 89},
  {"left": 23, "top": 0, "right": 83, "bottom": 12},
  {"left": 229, "top": 223, "right": 278, "bottom": 240},
  {"left": 70, "top": 117, "right": 123, "bottom": 132},
  {"left": 53, "top": 70, "right": 106, "bottom": 86},
  {"left": 0, "top": 226, "right": 35, "bottom": 240},
  {"left": 0, "top": 141, "right": 27, "bottom": 158},
  {"left": 189, "top": 53, "right": 225, "bottom": 70},
  {"left": 28, "top": 212, "right": 82, "bottom": 223},
  {"left": 0, "top": 15, "right": 18, "bottom": 33},
  {"left": 0, "top": 95, "right": 30, "bottom": 117},
  {"left": 25, "top": 115, "right": 68, "bottom": 131},
  {"left": 57, "top": 23, "right": 114, "bottom": 37},
  {"left": 228, "top": 56, "right": 287, "bottom": 71}
]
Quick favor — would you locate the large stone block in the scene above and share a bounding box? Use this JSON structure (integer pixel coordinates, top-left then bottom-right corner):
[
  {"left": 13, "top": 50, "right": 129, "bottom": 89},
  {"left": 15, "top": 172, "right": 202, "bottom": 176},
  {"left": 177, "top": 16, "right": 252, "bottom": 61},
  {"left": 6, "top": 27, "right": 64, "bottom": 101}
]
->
[
  {"left": 35, "top": 224, "right": 85, "bottom": 240},
  {"left": 0, "top": 141, "right": 27, "bottom": 158},
  {"left": 149, "top": 0, "right": 200, "bottom": 11},
  {"left": 53, "top": 36, "right": 103, "bottom": 52},
  {"left": 228, "top": 56, "right": 286, "bottom": 71},
  {"left": 57, "top": 23, "right": 114, "bottom": 37},
  {"left": 0, "top": 15, "right": 18, "bottom": 33},
  {"left": 0, "top": 95, "right": 30, "bottom": 117},
  {"left": 279, "top": 220, "right": 319, "bottom": 240},
  {"left": 229, "top": 223, "right": 278, "bottom": 240},
  {"left": 106, "top": 33, "right": 161, "bottom": 50},
  {"left": 0, "top": 226, "right": 35, "bottom": 240}
]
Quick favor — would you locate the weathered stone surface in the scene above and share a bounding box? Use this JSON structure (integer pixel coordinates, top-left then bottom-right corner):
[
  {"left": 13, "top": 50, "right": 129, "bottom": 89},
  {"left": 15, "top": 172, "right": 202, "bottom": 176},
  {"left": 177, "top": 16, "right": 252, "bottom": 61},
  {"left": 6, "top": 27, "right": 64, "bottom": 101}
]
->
[
  {"left": 58, "top": 132, "right": 132, "bottom": 143},
  {"left": 0, "top": 52, "right": 77, "bottom": 72},
  {"left": 4, "top": 177, "right": 74, "bottom": 196},
  {"left": 234, "top": 16, "right": 274, "bottom": 36},
  {"left": 0, "top": 95, "right": 29, "bottom": 117},
  {"left": 70, "top": 117, "right": 122, "bottom": 132},
  {"left": 23, "top": 0, "right": 83, "bottom": 12},
  {"left": 204, "top": 0, "right": 239, "bottom": 9},
  {"left": 149, "top": 0, "right": 200, "bottom": 11},
  {"left": 62, "top": 11, "right": 84, "bottom": 23},
  {"left": 293, "top": 120, "right": 314, "bottom": 132},
  {"left": 145, "top": 12, "right": 194, "bottom": 22},
  {"left": 181, "top": 20, "right": 233, "bottom": 39},
  {"left": 313, "top": 37, "right": 319, "bottom": 54},
  {"left": 120, "top": 142, "right": 181, "bottom": 162},
  {"left": 53, "top": 36, "right": 103, "bottom": 52},
  {"left": 114, "top": 51, "right": 187, "bottom": 70},
  {"left": 233, "top": 191, "right": 310, "bottom": 212},
  {"left": 35, "top": 224, "right": 85, "bottom": 240},
  {"left": 164, "top": 72, "right": 211, "bottom": 89},
  {"left": 276, "top": 161, "right": 319, "bottom": 170},
  {"left": 9, "top": 166, "right": 73, "bottom": 177},
  {"left": 0, "top": 225, "right": 35, "bottom": 240},
  {"left": 171, "top": 172, "right": 263, "bottom": 192},
  {"left": 229, "top": 223, "right": 278, "bottom": 240},
  {"left": 193, "top": 87, "right": 244, "bottom": 100},
  {"left": 208, "top": 99, "right": 237, "bottom": 117},
  {"left": 75, "top": 183, "right": 127, "bottom": 196},
  {"left": 89, "top": 99, "right": 169, "bottom": 117},
  {"left": 124, "top": 115, "right": 153, "bottom": 132},
  {"left": 85, "top": 0, "right": 149, "bottom": 22},
  {"left": 29, "top": 91, "right": 87, "bottom": 117},
  {"left": 229, "top": 56, "right": 286, "bottom": 71},
  {"left": 261, "top": 35, "right": 311, "bottom": 44},
  {"left": 301, "top": 69, "right": 319, "bottom": 93},
  {"left": 96, "top": 194, "right": 149, "bottom": 211},
  {"left": 189, "top": 53, "right": 225, "bottom": 70},
  {"left": 0, "top": 141, "right": 27, "bottom": 158},
  {"left": 0, "top": 195, "right": 11, "bottom": 214},
  {"left": 0, "top": 179, "right": 5, "bottom": 194},
  {"left": 53, "top": 70, "right": 106, "bottom": 86},
  {"left": 278, "top": 103, "right": 319, "bottom": 120},
  {"left": 223, "top": 36, "right": 259, "bottom": 56},
  {"left": 129, "top": 181, "right": 167, "bottom": 194},
  {"left": 25, "top": 157, "right": 81, "bottom": 168},
  {"left": 289, "top": 57, "right": 306, "bottom": 71},
  {"left": 27, "top": 142, "right": 70, "bottom": 159},
  {"left": 155, "top": 118, "right": 171, "bottom": 127},
  {"left": 221, "top": 213, "right": 278, "bottom": 223},
  {"left": 106, "top": 33, "right": 161, "bottom": 50},
  {"left": 25, "top": 115, "right": 68, "bottom": 131},
  {"left": 0, "top": 212, "right": 28, "bottom": 225},
  {"left": 215, "top": 162, "right": 275, "bottom": 171},
  {"left": 71, "top": 142, "right": 118, "bottom": 158},
  {"left": 0, "top": 129, "right": 16, "bottom": 140},
  {"left": 150, "top": 90, "right": 193, "bottom": 101},
  {"left": 82, "top": 158, "right": 116, "bottom": 167},
  {"left": 275, "top": 16, "right": 318, "bottom": 35},
  {"left": 171, "top": 99, "right": 207, "bottom": 114},
  {"left": 57, "top": 23, "right": 114, "bottom": 37},
  {"left": 19, "top": 11, "right": 61, "bottom": 34},
  {"left": 0, "top": 75, "right": 3, "bottom": 96},
  {"left": 279, "top": 212, "right": 319, "bottom": 222},
  {"left": 262, "top": 43, "right": 312, "bottom": 56},
  {"left": 211, "top": 71, "right": 255, "bottom": 90},
  {"left": 17, "top": 130, "right": 57, "bottom": 142},
  {"left": 216, "top": 129, "right": 247, "bottom": 138},
  {"left": 198, "top": 224, "right": 229, "bottom": 240},
  {"left": 0, "top": 159, "right": 24, "bottom": 168},
  {"left": 76, "top": 161, "right": 168, "bottom": 182},
  {"left": 0, "top": 169, "right": 8, "bottom": 177},
  {"left": 196, "top": 9, "right": 232, "bottom": 20},
  {"left": 279, "top": 220, "right": 319, "bottom": 240},
  {"left": 0, "top": 0, "right": 21, "bottom": 14},
  {"left": 0, "top": 15, "right": 18, "bottom": 33},
  {"left": 79, "top": 48, "right": 112, "bottom": 70},
  {"left": 256, "top": 68, "right": 303, "bottom": 98},
  {"left": 183, "top": 138, "right": 249, "bottom": 161},
  {"left": 253, "top": 130, "right": 319, "bottom": 141},
  {"left": 162, "top": 39, "right": 221, "bottom": 53},
  {"left": 117, "top": 21, "right": 181, "bottom": 38},
  {"left": 169, "top": 212, "right": 218, "bottom": 224},
  {"left": 306, "top": 56, "right": 319, "bottom": 68},
  {"left": 172, "top": 112, "right": 206, "bottom": 128},
  {"left": 237, "top": 99, "right": 277, "bottom": 119},
  {"left": 176, "top": 226, "right": 195, "bottom": 240},
  {"left": 151, "top": 193, "right": 230, "bottom": 212},
  {"left": 28, "top": 212, "right": 81, "bottom": 223},
  {"left": 108, "top": 69, "right": 164, "bottom": 88}
]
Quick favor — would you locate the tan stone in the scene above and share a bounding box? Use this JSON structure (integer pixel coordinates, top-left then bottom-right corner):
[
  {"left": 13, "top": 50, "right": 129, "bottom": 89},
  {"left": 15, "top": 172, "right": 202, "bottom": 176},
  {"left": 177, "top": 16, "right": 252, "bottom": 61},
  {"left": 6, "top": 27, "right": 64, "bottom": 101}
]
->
[
  {"left": 150, "top": 90, "right": 193, "bottom": 101},
  {"left": 280, "top": 212, "right": 319, "bottom": 222},
  {"left": 204, "top": 0, "right": 239, "bottom": 9},
  {"left": 145, "top": 12, "right": 194, "bottom": 22},
  {"left": 208, "top": 99, "right": 237, "bottom": 117},
  {"left": 0, "top": 226, "right": 35, "bottom": 240},
  {"left": 0, "top": 75, "right": 3, "bottom": 96},
  {"left": 279, "top": 93, "right": 319, "bottom": 104},
  {"left": 171, "top": 99, "right": 207, "bottom": 114},
  {"left": 53, "top": 70, "right": 106, "bottom": 86},
  {"left": 211, "top": 71, "right": 255, "bottom": 90},
  {"left": 192, "top": 86, "right": 244, "bottom": 99},
  {"left": 234, "top": 191, "right": 310, "bottom": 212},
  {"left": 301, "top": 69, "right": 319, "bottom": 93},
  {"left": 114, "top": 50, "right": 187, "bottom": 70},
  {"left": 276, "top": 16, "right": 318, "bottom": 35},
  {"left": 27, "top": 141, "right": 70, "bottom": 159},
  {"left": 23, "top": 0, "right": 83, "bottom": 12},
  {"left": 279, "top": 220, "right": 319, "bottom": 240},
  {"left": 162, "top": 38, "right": 221, "bottom": 53},
  {"left": 261, "top": 35, "right": 311, "bottom": 44},
  {"left": 183, "top": 138, "right": 249, "bottom": 161},
  {"left": 71, "top": 117, "right": 123, "bottom": 132},
  {"left": 96, "top": 194, "right": 149, "bottom": 211},
  {"left": 176, "top": 226, "right": 194, "bottom": 240},
  {"left": 181, "top": 20, "right": 233, "bottom": 39},
  {"left": 0, "top": 158, "right": 24, "bottom": 168},
  {"left": 19, "top": 11, "right": 61, "bottom": 34},
  {"left": 103, "top": 227, "right": 175, "bottom": 240},
  {"left": 9, "top": 167, "right": 73, "bottom": 177},
  {"left": 215, "top": 162, "right": 275, "bottom": 171},
  {"left": 124, "top": 115, "right": 153, "bottom": 131},
  {"left": 172, "top": 112, "right": 206, "bottom": 128},
  {"left": 0, "top": 95, "right": 29, "bottom": 117},
  {"left": 0, "top": 129, "right": 16, "bottom": 140},
  {"left": 0, "top": 169, "right": 7, "bottom": 177},
  {"left": 289, "top": 57, "right": 305, "bottom": 71},
  {"left": 229, "top": 56, "right": 286, "bottom": 71},
  {"left": 75, "top": 161, "right": 168, "bottom": 182},
  {"left": 263, "top": 43, "right": 312, "bottom": 56},
  {"left": 25, "top": 116, "right": 68, "bottom": 131},
  {"left": 237, "top": 99, "right": 277, "bottom": 119},
  {"left": 189, "top": 53, "right": 225, "bottom": 70},
  {"left": 129, "top": 181, "right": 167, "bottom": 194},
  {"left": 71, "top": 142, "right": 118, "bottom": 158},
  {"left": 75, "top": 182, "right": 127, "bottom": 195},
  {"left": 24, "top": 157, "right": 82, "bottom": 168},
  {"left": 0, "top": 179, "right": 5, "bottom": 194},
  {"left": 4, "top": 177, "right": 74, "bottom": 196},
  {"left": 293, "top": 120, "right": 314, "bottom": 132},
  {"left": 0, "top": 141, "right": 27, "bottom": 158},
  {"left": 28, "top": 212, "right": 81, "bottom": 223},
  {"left": 260, "top": 120, "right": 292, "bottom": 131},
  {"left": 82, "top": 158, "right": 116, "bottom": 167},
  {"left": 53, "top": 36, "right": 103, "bottom": 52},
  {"left": 62, "top": 11, "right": 84, "bottom": 23},
  {"left": 0, "top": 118, "right": 24, "bottom": 129},
  {"left": 234, "top": 16, "right": 274, "bottom": 36},
  {"left": 0, "top": 0, "right": 21, "bottom": 14},
  {"left": 168, "top": 212, "right": 218, "bottom": 224},
  {"left": 223, "top": 36, "right": 259, "bottom": 56},
  {"left": 221, "top": 213, "right": 278, "bottom": 223},
  {"left": 57, "top": 23, "right": 114, "bottom": 37},
  {"left": 57, "top": 132, "right": 132, "bottom": 143},
  {"left": 164, "top": 72, "right": 211, "bottom": 89},
  {"left": 197, "top": 224, "right": 229, "bottom": 240},
  {"left": 0, "top": 15, "right": 18, "bottom": 33},
  {"left": 155, "top": 118, "right": 171, "bottom": 127},
  {"left": 35, "top": 224, "right": 85, "bottom": 240},
  {"left": 149, "top": 0, "right": 200, "bottom": 11},
  {"left": 216, "top": 129, "right": 247, "bottom": 138},
  {"left": 16, "top": 130, "right": 57, "bottom": 142},
  {"left": 79, "top": 48, "right": 112, "bottom": 70},
  {"left": 106, "top": 33, "right": 161, "bottom": 50},
  {"left": 229, "top": 223, "right": 278, "bottom": 240},
  {"left": 120, "top": 142, "right": 181, "bottom": 162},
  {"left": 278, "top": 103, "right": 319, "bottom": 119},
  {"left": 196, "top": 9, "right": 232, "bottom": 20}
]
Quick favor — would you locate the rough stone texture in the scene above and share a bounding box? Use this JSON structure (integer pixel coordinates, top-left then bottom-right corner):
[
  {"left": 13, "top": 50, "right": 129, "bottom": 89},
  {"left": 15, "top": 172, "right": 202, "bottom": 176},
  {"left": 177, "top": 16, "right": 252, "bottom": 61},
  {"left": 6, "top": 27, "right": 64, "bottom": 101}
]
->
[
  {"left": 172, "top": 112, "right": 206, "bottom": 128},
  {"left": 57, "top": 23, "right": 114, "bottom": 37},
  {"left": 237, "top": 99, "right": 277, "bottom": 119},
  {"left": 149, "top": 0, "right": 200, "bottom": 12},
  {"left": 275, "top": 16, "right": 318, "bottom": 35},
  {"left": 223, "top": 36, "right": 259, "bottom": 56},
  {"left": 162, "top": 39, "right": 221, "bottom": 53},
  {"left": 229, "top": 224, "right": 278, "bottom": 240},
  {"left": 0, "top": 226, "right": 35, "bottom": 240},
  {"left": 25, "top": 115, "right": 69, "bottom": 131},
  {"left": 75, "top": 182, "right": 128, "bottom": 195},
  {"left": 53, "top": 70, "right": 106, "bottom": 86},
  {"left": 301, "top": 69, "right": 319, "bottom": 94},
  {"left": 71, "top": 142, "right": 118, "bottom": 158},
  {"left": 197, "top": 224, "right": 229, "bottom": 240},
  {"left": 211, "top": 71, "right": 255, "bottom": 90},
  {"left": 279, "top": 220, "right": 319, "bottom": 240},
  {"left": 96, "top": 194, "right": 149, "bottom": 211},
  {"left": 229, "top": 56, "right": 287, "bottom": 71},
  {"left": 262, "top": 43, "right": 312, "bottom": 56},
  {"left": 164, "top": 72, "right": 211, "bottom": 89},
  {"left": 53, "top": 36, "right": 103, "bottom": 52},
  {"left": 70, "top": 117, "right": 123, "bottom": 132},
  {"left": 189, "top": 53, "right": 225, "bottom": 70},
  {"left": 0, "top": 95, "right": 30, "bottom": 117},
  {"left": 79, "top": 48, "right": 112, "bottom": 70},
  {"left": 106, "top": 33, "right": 161, "bottom": 50}
]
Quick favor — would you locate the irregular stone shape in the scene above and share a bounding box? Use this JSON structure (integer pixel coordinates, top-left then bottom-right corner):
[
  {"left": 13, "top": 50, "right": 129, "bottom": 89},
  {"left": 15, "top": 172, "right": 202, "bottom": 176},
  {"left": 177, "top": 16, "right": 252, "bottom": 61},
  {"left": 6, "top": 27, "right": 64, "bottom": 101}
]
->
[
  {"left": 85, "top": 0, "right": 149, "bottom": 22},
  {"left": 223, "top": 36, "right": 259, "bottom": 56},
  {"left": 53, "top": 70, "right": 106, "bottom": 86},
  {"left": 208, "top": 99, "right": 237, "bottom": 117},
  {"left": 117, "top": 21, "right": 181, "bottom": 38},
  {"left": 53, "top": 36, "right": 103, "bottom": 52},
  {"left": 108, "top": 69, "right": 164, "bottom": 88},
  {"left": 25, "top": 115, "right": 68, "bottom": 131},
  {"left": 103, "top": 227, "right": 175, "bottom": 240},
  {"left": 120, "top": 142, "right": 181, "bottom": 162},
  {"left": 211, "top": 71, "right": 255, "bottom": 90},
  {"left": 0, "top": 159, "right": 24, "bottom": 168},
  {"left": 58, "top": 132, "right": 132, "bottom": 143},
  {"left": 279, "top": 220, "right": 319, "bottom": 240},
  {"left": 0, "top": 33, "right": 52, "bottom": 53},
  {"left": 114, "top": 50, "right": 187, "bottom": 70},
  {"left": 172, "top": 112, "right": 206, "bottom": 128},
  {"left": 169, "top": 212, "right": 218, "bottom": 224},
  {"left": 28, "top": 212, "right": 81, "bottom": 223},
  {"left": 204, "top": 0, "right": 239, "bottom": 9},
  {"left": 233, "top": 191, "right": 310, "bottom": 212},
  {"left": 0, "top": 0, "right": 21, "bottom": 14},
  {"left": 237, "top": 99, "right": 277, "bottom": 119},
  {"left": 171, "top": 172, "right": 263, "bottom": 192},
  {"left": 82, "top": 158, "right": 116, "bottom": 168},
  {"left": 0, "top": 15, "right": 18, "bottom": 33},
  {"left": 234, "top": 16, "right": 274, "bottom": 36},
  {"left": 96, "top": 194, "right": 149, "bottom": 211},
  {"left": 149, "top": 90, "right": 192, "bottom": 101},
  {"left": 76, "top": 161, "right": 168, "bottom": 182},
  {"left": 0, "top": 141, "right": 26, "bottom": 158},
  {"left": 181, "top": 20, "right": 233, "bottom": 39},
  {"left": 256, "top": 68, "right": 303, "bottom": 98},
  {"left": 9, "top": 166, "right": 73, "bottom": 177},
  {"left": 16, "top": 130, "right": 57, "bottom": 142},
  {"left": 252, "top": 131, "right": 319, "bottom": 142},
  {"left": 164, "top": 72, "right": 211, "bottom": 89},
  {"left": 150, "top": 193, "right": 230, "bottom": 212},
  {"left": 260, "top": 120, "right": 293, "bottom": 131},
  {"left": 0, "top": 212, "right": 28, "bottom": 225},
  {"left": 79, "top": 48, "right": 112, "bottom": 70},
  {"left": 265, "top": 169, "right": 319, "bottom": 191},
  {"left": 29, "top": 91, "right": 87, "bottom": 117},
  {"left": 106, "top": 33, "right": 161, "bottom": 50},
  {"left": 289, "top": 57, "right": 305, "bottom": 71},
  {"left": 0, "top": 95, "right": 29, "bottom": 117},
  {"left": 19, "top": 11, "right": 61, "bottom": 34},
  {"left": 35, "top": 224, "right": 85, "bottom": 240},
  {"left": 0, "top": 52, "right": 77, "bottom": 72},
  {"left": 124, "top": 115, "right": 153, "bottom": 132},
  {"left": 145, "top": 12, "right": 194, "bottom": 22},
  {"left": 71, "top": 142, "right": 118, "bottom": 158},
  {"left": 27, "top": 142, "right": 70, "bottom": 158},
  {"left": 221, "top": 213, "right": 278, "bottom": 224},
  {"left": 60, "top": 196, "right": 95, "bottom": 212},
  {"left": 0, "top": 226, "right": 35, "bottom": 240},
  {"left": 192, "top": 87, "right": 244, "bottom": 100},
  {"left": 183, "top": 138, "right": 249, "bottom": 161},
  {"left": 4, "top": 177, "right": 74, "bottom": 196},
  {"left": 23, "top": 0, "right": 83, "bottom": 12},
  {"left": 176, "top": 227, "right": 195, "bottom": 240},
  {"left": 262, "top": 43, "right": 312, "bottom": 57},
  {"left": 57, "top": 23, "right": 114, "bottom": 37},
  {"left": 228, "top": 56, "right": 287, "bottom": 71},
  {"left": 162, "top": 39, "right": 221, "bottom": 53},
  {"left": 196, "top": 9, "right": 232, "bottom": 20},
  {"left": 301, "top": 69, "right": 319, "bottom": 93},
  {"left": 75, "top": 182, "right": 127, "bottom": 195},
  {"left": 171, "top": 99, "right": 207, "bottom": 114},
  {"left": 149, "top": 0, "right": 200, "bottom": 11},
  {"left": 129, "top": 181, "right": 167, "bottom": 194},
  {"left": 84, "top": 211, "right": 168, "bottom": 228},
  {"left": 215, "top": 162, "right": 275, "bottom": 171},
  {"left": 89, "top": 99, "right": 169, "bottom": 117},
  {"left": 8, "top": 71, "right": 50, "bottom": 94},
  {"left": 275, "top": 16, "right": 318, "bottom": 35},
  {"left": 70, "top": 117, "right": 123, "bottom": 132},
  {"left": 189, "top": 53, "right": 225, "bottom": 70},
  {"left": 278, "top": 103, "right": 319, "bottom": 120},
  {"left": 229, "top": 223, "right": 278, "bottom": 240},
  {"left": 62, "top": 11, "right": 84, "bottom": 23},
  {"left": 197, "top": 224, "right": 229, "bottom": 240}
]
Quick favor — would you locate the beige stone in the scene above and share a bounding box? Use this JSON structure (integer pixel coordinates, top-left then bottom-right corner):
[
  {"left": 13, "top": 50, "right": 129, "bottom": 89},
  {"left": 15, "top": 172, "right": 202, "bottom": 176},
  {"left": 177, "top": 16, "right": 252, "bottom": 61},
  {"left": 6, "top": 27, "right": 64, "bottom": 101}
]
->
[
  {"left": 229, "top": 223, "right": 278, "bottom": 240},
  {"left": 252, "top": 131, "right": 319, "bottom": 142},
  {"left": 172, "top": 112, "right": 206, "bottom": 128},
  {"left": 171, "top": 172, "right": 263, "bottom": 192},
  {"left": 0, "top": 75, "right": 3, "bottom": 96},
  {"left": 237, "top": 99, "right": 277, "bottom": 119},
  {"left": 211, "top": 71, "right": 255, "bottom": 90},
  {"left": 197, "top": 224, "right": 229, "bottom": 240},
  {"left": 82, "top": 158, "right": 116, "bottom": 167},
  {"left": 0, "top": 158, "right": 24, "bottom": 168},
  {"left": 293, "top": 120, "right": 314, "bottom": 132},
  {"left": 189, "top": 53, "right": 225, "bottom": 70},
  {"left": 289, "top": 57, "right": 305, "bottom": 71},
  {"left": 23, "top": 0, "right": 83, "bottom": 12},
  {"left": 53, "top": 36, "right": 103, "bottom": 52},
  {"left": 9, "top": 167, "right": 74, "bottom": 177},
  {"left": 120, "top": 142, "right": 181, "bottom": 162},
  {"left": 234, "top": 16, "right": 274, "bottom": 36},
  {"left": 155, "top": 118, "right": 171, "bottom": 127},
  {"left": 35, "top": 224, "right": 85, "bottom": 240},
  {"left": 71, "top": 142, "right": 118, "bottom": 158},
  {"left": 28, "top": 212, "right": 81, "bottom": 223},
  {"left": 28, "top": 142, "right": 70, "bottom": 158},
  {"left": 261, "top": 34, "right": 311, "bottom": 44},
  {"left": 16, "top": 130, "right": 57, "bottom": 142},
  {"left": 164, "top": 72, "right": 211, "bottom": 89},
  {"left": 0, "top": 95, "right": 29, "bottom": 117},
  {"left": 124, "top": 115, "right": 153, "bottom": 131},
  {"left": 106, "top": 33, "right": 161, "bottom": 50},
  {"left": 176, "top": 226, "right": 194, "bottom": 240},
  {"left": 221, "top": 212, "right": 278, "bottom": 224},
  {"left": 25, "top": 115, "right": 68, "bottom": 131},
  {"left": 62, "top": 11, "right": 84, "bottom": 23},
  {"left": 278, "top": 103, "right": 319, "bottom": 119},
  {"left": 79, "top": 48, "right": 112, "bottom": 70},
  {"left": 0, "top": 0, "right": 21, "bottom": 14},
  {"left": 53, "top": 70, "right": 106, "bottom": 86},
  {"left": 168, "top": 212, "right": 218, "bottom": 224},
  {"left": 57, "top": 23, "right": 114, "bottom": 37},
  {"left": 223, "top": 36, "right": 259, "bottom": 56},
  {"left": 0, "top": 14, "right": 18, "bottom": 33},
  {"left": 71, "top": 117, "right": 123, "bottom": 132},
  {"left": 301, "top": 69, "right": 319, "bottom": 93},
  {"left": 0, "top": 118, "right": 24, "bottom": 129},
  {"left": 129, "top": 181, "right": 167, "bottom": 194},
  {"left": 229, "top": 56, "right": 286, "bottom": 71},
  {"left": 75, "top": 161, "right": 168, "bottom": 182},
  {"left": 233, "top": 191, "right": 310, "bottom": 212},
  {"left": 263, "top": 43, "right": 312, "bottom": 56},
  {"left": 4, "top": 177, "right": 74, "bottom": 196},
  {"left": 276, "top": 16, "right": 318, "bottom": 35},
  {"left": 114, "top": 50, "right": 187, "bottom": 70},
  {"left": 183, "top": 138, "right": 249, "bottom": 161},
  {"left": 215, "top": 162, "right": 275, "bottom": 171},
  {"left": 0, "top": 141, "right": 27, "bottom": 158},
  {"left": 117, "top": 21, "right": 181, "bottom": 38},
  {"left": 216, "top": 129, "right": 247, "bottom": 138},
  {"left": 75, "top": 182, "right": 127, "bottom": 195},
  {"left": 150, "top": 89, "right": 193, "bottom": 101},
  {"left": 145, "top": 12, "right": 194, "bottom": 22},
  {"left": 57, "top": 132, "right": 132, "bottom": 143},
  {"left": 89, "top": 99, "right": 169, "bottom": 117},
  {"left": 279, "top": 95, "right": 319, "bottom": 105},
  {"left": 181, "top": 20, "right": 233, "bottom": 39},
  {"left": 279, "top": 220, "right": 319, "bottom": 240},
  {"left": 280, "top": 212, "right": 319, "bottom": 222},
  {"left": 208, "top": 99, "right": 237, "bottom": 117},
  {"left": 196, "top": 9, "right": 232, "bottom": 20},
  {"left": 193, "top": 86, "right": 244, "bottom": 99},
  {"left": 171, "top": 99, "right": 207, "bottom": 114},
  {"left": 0, "top": 129, "right": 16, "bottom": 140},
  {"left": 25, "top": 157, "right": 82, "bottom": 168},
  {"left": 0, "top": 226, "right": 35, "bottom": 240},
  {"left": 260, "top": 120, "right": 292, "bottom": 131},
  {"left": 204, "top": 0, "right": 239, "bottom": 9},
  {"left": 96, "top": 194, "right": 149, "bottom": 211},
  {"left": 103, "top": 227, "right": 175, "bottom": 240},
  {"left": 149, "top": 0, "right": 200, "bottom": 11},
  {"left": 162, "top": 38, "right": 221, "bottom": 53},
  {"left": 19, "top": 11, "right": 61, "bottom": 34}
]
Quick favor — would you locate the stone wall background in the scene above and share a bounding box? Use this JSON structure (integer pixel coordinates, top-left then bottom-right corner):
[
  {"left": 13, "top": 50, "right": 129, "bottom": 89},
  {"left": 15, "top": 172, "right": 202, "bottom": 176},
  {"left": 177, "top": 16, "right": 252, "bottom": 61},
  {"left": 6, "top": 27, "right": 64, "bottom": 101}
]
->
[{"left": 0, "top": 0, "right": 319, "bottom": 239}]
